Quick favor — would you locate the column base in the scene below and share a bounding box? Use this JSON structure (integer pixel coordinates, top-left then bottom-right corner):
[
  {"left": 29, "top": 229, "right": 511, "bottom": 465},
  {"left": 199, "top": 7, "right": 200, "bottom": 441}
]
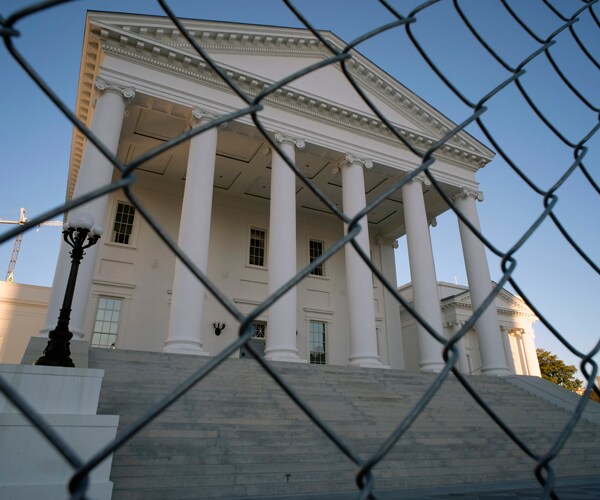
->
[
  {"left": 162, "top": 339, "right": 209, "bottom": 356},
  {"left": 482, "top": 365, "right": 512, "bottom": 376},
  {"left": 419, "top": 360, "right": 445, "bottom": 373},
  {"left": 348, "top": 355, "right": 387, "bottom": 369},
  {"left": 265, "top": 348, "right": 306, "bottom": 363}
]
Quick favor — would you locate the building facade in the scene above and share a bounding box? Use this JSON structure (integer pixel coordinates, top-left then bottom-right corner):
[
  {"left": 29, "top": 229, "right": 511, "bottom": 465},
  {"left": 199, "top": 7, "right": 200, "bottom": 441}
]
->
[{"left": 35, "top": 12, "right": 525, "bottom": 375}]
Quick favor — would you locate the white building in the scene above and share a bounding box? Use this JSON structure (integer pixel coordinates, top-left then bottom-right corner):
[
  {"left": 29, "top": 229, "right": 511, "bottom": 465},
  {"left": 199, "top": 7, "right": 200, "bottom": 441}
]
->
[
  {"left": 31, "top": 11, "right": 537, "bottom": 375},
  {"left": 399, "top": 282, "right": 541, "bottom": 376}
]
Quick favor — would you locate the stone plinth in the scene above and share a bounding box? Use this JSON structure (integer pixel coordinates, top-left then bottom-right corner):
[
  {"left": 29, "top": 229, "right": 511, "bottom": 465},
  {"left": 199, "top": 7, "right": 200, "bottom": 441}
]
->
[{"left": 0, "top": 364, "right": 118, "bottom": 500}]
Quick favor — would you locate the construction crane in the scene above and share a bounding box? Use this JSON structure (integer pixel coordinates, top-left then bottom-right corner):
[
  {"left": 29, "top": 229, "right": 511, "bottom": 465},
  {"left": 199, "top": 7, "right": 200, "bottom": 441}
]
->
[{"left": 0, "top": 208, "right": 63, "bottom": 282}]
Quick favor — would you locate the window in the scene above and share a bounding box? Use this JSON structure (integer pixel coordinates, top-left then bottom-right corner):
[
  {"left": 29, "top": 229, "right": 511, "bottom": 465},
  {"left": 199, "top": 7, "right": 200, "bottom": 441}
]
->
[
  {"left": 91, "top": 297, "right": 122, "bottom": 348},
  {"left": 111, "top": 202, "right": 136, "bottom": 245},
  {"left": 309, "top": 320, "right": 326, "bottom": 364},
  {"left": 252, "top": 321, "right": 266, "bottom": 340},
  {"left": 249, "top": 227, "right": 266, "bottom": 266},
  {"left": 309, "top": 239, "right": 324, "bottom": 276}
]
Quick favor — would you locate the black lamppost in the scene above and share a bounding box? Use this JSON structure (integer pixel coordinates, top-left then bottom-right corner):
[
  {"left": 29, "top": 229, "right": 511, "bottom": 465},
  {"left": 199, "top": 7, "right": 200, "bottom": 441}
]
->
[{"left": 35, "top": 214, "right": 102, "bottom": 367}]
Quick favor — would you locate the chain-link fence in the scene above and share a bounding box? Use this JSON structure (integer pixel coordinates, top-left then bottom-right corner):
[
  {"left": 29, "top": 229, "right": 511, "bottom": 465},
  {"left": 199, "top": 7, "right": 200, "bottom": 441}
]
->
[{"left": 1, "top": 0, "right": 599, "bottom": 498}]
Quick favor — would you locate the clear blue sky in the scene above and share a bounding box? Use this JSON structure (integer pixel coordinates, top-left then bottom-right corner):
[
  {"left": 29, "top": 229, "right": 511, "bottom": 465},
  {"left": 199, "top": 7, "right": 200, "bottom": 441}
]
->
[{"left": 1, "top": 1, "right": 598, "bottom": 377}]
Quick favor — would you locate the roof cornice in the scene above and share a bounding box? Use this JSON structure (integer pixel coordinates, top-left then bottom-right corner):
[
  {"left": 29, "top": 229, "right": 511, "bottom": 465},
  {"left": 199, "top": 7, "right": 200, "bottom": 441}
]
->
[
  {"left": 98, "top": 17, "right": 493, "bottom": 157},
  {"left": 67, "top": 15, "right": 104, "bottom": 201}
]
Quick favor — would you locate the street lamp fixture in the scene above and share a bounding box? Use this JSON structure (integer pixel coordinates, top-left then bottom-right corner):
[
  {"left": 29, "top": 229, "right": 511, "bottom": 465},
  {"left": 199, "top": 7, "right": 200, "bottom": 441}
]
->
[{"left": 35, "top": 214, "right": 102, "bottom": 367}]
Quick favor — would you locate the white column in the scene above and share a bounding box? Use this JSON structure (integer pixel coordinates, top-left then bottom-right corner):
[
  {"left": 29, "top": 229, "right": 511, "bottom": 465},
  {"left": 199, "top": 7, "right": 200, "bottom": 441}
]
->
[
  {"left": 265, "top": 132, "right": 305, "bottom": 362},
  {"left": 521, "top": 328, "right": 542, "bottom": 377},
  {"left": 515, "top": 331, "right": 528, "bottom": 374},
  {"left": 40, "top": 78, "right": 134, "bottom": 340},
  {"left": 340, "top": 154, "right": 383, "bottom": 368},
  {"left": 448, "top": 321, "right": 470, "bottom": 374},
  {"left": 163, "top": 109, "right": 217, "bottom": 355},
  {"left": 377, "top": 237, "right": 404, "bottom": 369},
  {"left": 454, "top": 187, "right": 510, "bottom": 375},
  {"left": 402, "top": 175, "right": 445, "bottom": 372},
  {"left": 501, "top": 326, "right": 517, "bottom": 374}
]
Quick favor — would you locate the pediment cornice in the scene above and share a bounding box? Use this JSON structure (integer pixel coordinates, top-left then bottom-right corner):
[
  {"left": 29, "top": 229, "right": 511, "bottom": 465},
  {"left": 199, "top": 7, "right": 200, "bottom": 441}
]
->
[
  {"left": 130, "top": 21, "right": 488, "bottom": 156},
  {"left": 493, "top": 284, "right": 535, "bottom": 315},
  {"left": 439, "top": 287, "right": 536, "bottom": 320},
  {"left": 440, "top": 300, "right": 535, "bottom": 319},
  {"left": 119, "top": 22, "right": 488, "bottom": 150},
  {"left": 102, "top": 27, "right": 489, "bottom": 160},
  {"left": 69, "top": 13, "right": 494, "bottom": 199}
]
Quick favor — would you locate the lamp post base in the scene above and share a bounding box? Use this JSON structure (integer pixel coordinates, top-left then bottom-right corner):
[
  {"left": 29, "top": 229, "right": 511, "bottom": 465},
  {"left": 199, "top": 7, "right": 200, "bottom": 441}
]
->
[{"left": 34, "top": 329, "right": 75, "bottom": 367}]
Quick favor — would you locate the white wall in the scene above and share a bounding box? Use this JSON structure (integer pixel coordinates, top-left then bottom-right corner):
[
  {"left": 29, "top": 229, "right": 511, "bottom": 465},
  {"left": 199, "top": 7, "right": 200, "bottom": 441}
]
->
[
  {"left": 0, "top": 281, "right": 50, "bottom": 364},
  {"left": 85, "top": 172, "right": 402, "bottom": 366}
]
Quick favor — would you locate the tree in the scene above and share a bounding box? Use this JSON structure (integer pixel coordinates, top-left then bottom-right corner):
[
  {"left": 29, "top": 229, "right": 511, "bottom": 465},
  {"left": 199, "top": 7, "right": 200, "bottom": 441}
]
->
[{"left": 536, "top": 348, "right": 583, "bottom": 393}]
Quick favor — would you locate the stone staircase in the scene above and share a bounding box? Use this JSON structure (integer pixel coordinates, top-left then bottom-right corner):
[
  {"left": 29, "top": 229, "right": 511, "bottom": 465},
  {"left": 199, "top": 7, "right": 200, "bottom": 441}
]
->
[{"left": 88, "top": 348, "right": 600, "bottom": 499}]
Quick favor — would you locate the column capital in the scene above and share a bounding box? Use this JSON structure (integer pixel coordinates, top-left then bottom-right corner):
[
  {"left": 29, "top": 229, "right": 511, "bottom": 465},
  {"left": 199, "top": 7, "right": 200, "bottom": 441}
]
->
[
  {"left": 375, "top": 235, "right": 399, "bottom": 248},
  {"left": 500, "top": 325, "right": 513, "bottom": 334},
  {"left": 333, "top": 153, "right": 373, "bottom": 175},
  {"left": 189, "top": 108, "right": 220, "bottom": 129},
  {"left": 453, "top": 186, "right": 484, "bottom": 202},
  {"left": 343, "top": 153, "right": 373, "bottom": 170},
  {"left": 274, "top": 131, "right": 305, "bottom": 150},
  {"left": 94, "top": 78, "right": 135, "bottom": 104},
  {"left": 407, "top": 172, "right": 431, "bottom": 186}
]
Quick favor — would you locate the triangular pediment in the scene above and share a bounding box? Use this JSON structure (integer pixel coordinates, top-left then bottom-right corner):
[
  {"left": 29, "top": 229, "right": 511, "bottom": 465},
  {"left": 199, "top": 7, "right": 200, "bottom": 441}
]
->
[
  {"left": 196, "top": 51, "right": 419, "bottom": 132},
  {"left": 86, "top": 12, "right": 493, "bottom": 162},
  {"left": 493, "top": 286, "right": 536, "bottom": 318},
  {"left": 438, "top": 282, "right": 536, "bottom": 320},
  {"left": 68, "top": 12, "right": 496, "bottom": 205}
]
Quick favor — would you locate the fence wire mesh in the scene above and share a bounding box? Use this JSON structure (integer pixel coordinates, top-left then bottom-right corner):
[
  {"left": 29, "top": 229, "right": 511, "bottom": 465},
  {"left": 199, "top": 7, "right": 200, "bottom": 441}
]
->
[{"left": 0, "top": 0, "right": 599, "bottom": 498}]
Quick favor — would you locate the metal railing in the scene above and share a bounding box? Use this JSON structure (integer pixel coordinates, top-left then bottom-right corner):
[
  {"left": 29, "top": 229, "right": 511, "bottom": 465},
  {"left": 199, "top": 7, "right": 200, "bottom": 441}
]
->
[{"left": 1, "top": 1, "right": 598, "bottom": 499}]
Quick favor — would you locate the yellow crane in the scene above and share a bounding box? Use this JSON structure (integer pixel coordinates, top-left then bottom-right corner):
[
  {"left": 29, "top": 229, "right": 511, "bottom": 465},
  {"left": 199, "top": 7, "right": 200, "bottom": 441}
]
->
[{"left": 0, "top": 208, "right": 63, "bottom": 282}]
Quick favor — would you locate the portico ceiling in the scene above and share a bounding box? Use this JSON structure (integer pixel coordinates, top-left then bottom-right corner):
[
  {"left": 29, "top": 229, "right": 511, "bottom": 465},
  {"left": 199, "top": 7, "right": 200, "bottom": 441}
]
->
[{"left": 116, "top": 95, "right": 454, "bottom": 240}]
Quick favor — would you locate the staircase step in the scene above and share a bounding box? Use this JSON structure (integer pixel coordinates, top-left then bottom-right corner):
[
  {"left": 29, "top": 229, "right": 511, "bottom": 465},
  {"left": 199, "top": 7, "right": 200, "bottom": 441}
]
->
[{"left": 89, "top": 348, "right": 600, "bottom": 498}]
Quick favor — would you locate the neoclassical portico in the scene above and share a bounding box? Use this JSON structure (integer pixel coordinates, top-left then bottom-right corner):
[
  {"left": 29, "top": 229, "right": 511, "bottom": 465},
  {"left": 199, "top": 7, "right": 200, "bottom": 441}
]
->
[
  {"left": 44, "top": 76, "right": 394, "bottom": 366},
  {"left": 41, "top": 79, "right": 509, "bottom": 375},
  {"left": 37, "top": 13, "right": 535, "bottom": 375}
]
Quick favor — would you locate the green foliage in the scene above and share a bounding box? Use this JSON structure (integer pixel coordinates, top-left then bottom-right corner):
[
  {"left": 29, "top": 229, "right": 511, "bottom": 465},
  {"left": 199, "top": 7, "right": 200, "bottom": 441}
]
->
[{"left": 536, "top": 349, "right": 583, "bottom": 393}]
